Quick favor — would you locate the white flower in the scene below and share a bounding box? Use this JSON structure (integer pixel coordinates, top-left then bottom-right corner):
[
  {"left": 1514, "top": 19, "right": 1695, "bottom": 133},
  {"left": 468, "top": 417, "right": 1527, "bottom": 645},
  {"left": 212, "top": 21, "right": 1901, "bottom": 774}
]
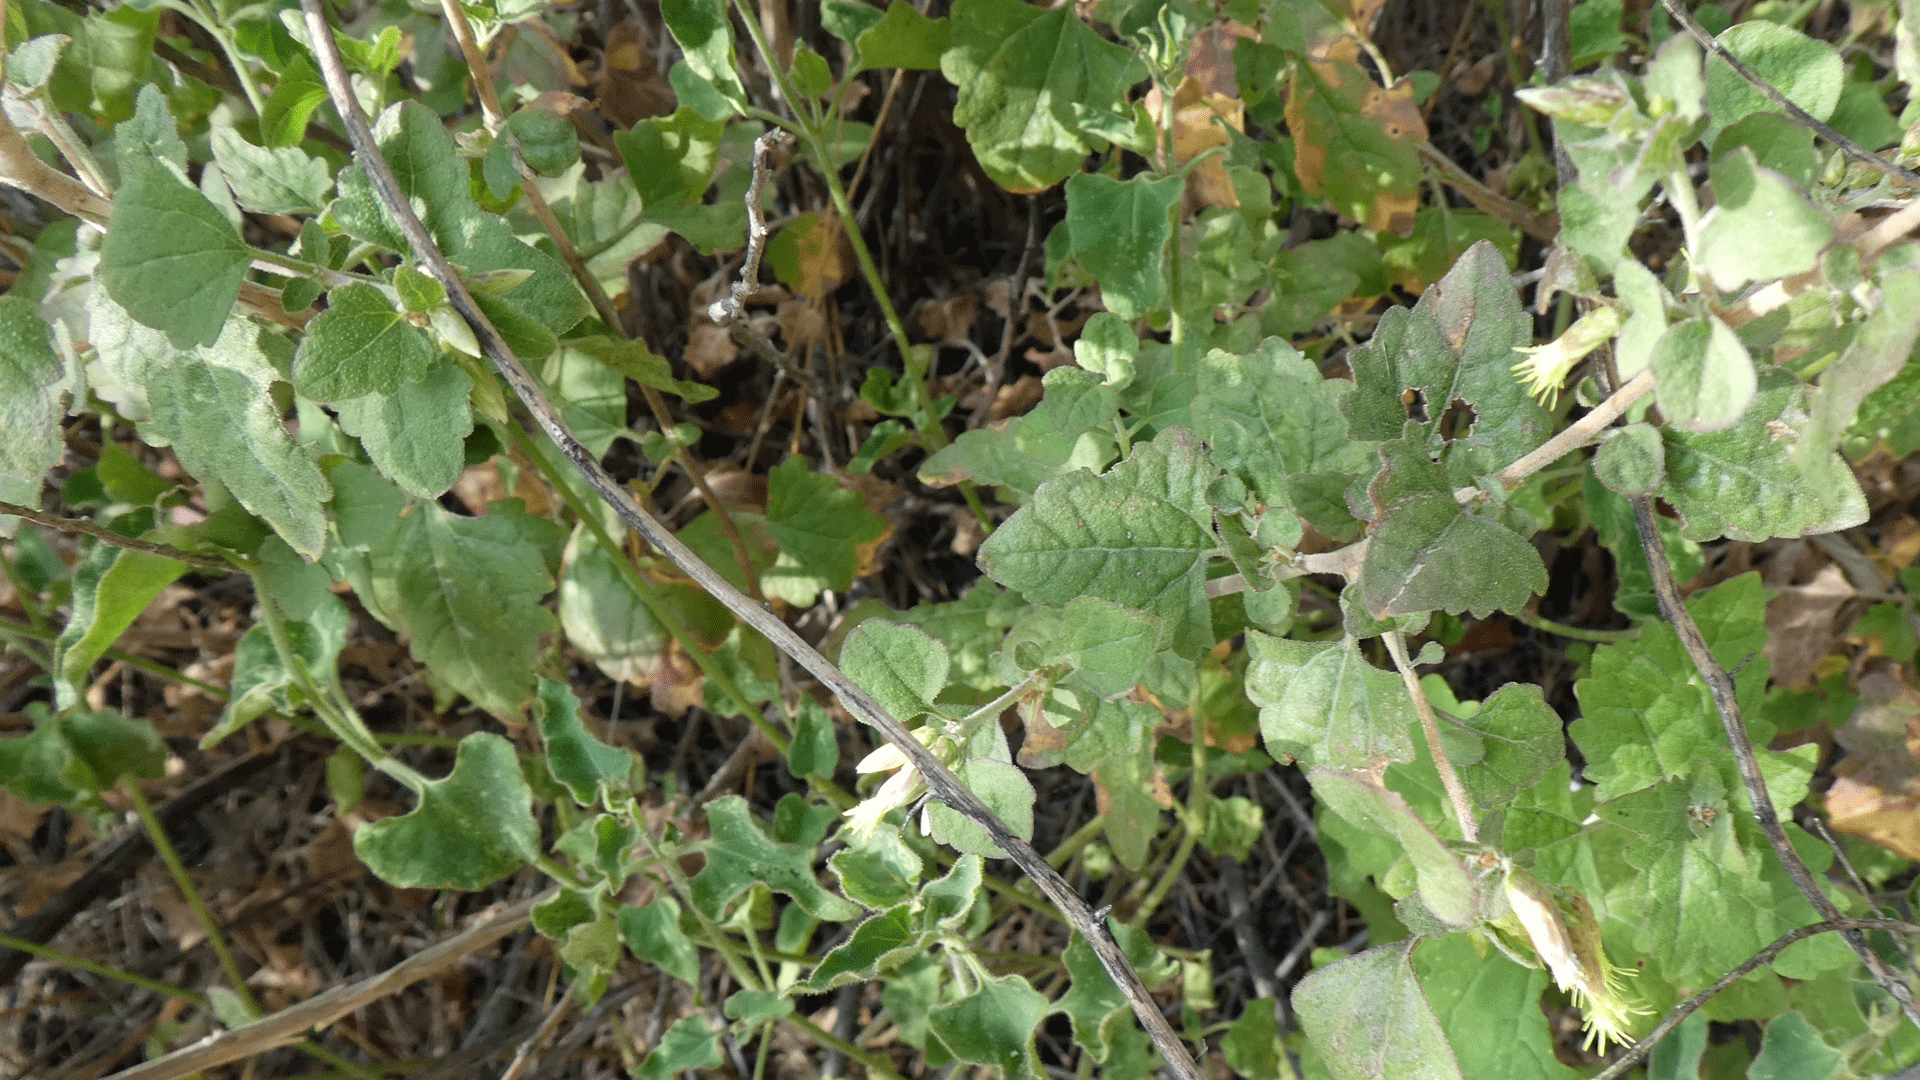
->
[
  {"left": 1511, "top": 305, "right": 1621, "bottom": 409},
  {"left": 844, "top": 762, "right": 921, "bottom": 840},
  {"left": 1503, "top": 867, "right": 1648, "bottom": 1052}
]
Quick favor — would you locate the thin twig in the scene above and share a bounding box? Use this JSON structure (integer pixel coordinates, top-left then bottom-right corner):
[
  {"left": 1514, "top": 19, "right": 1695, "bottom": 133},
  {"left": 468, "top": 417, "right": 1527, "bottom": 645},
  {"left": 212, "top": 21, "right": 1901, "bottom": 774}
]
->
[
  {"left": 1453, "top": 367, "right": 1656, "bottom": 503},
  {"left": 1203, "top": 542, "right": 1370, "bottom": 599},
  {"left": 1627, "top": 493, "right": 1920, "bottom": 1030},
  {"left": 1658, "top": 0, "right": 1920, "bottom": 189},
  {"left": 1383, "top": 631, "right": 1478, "bottom": 842},
  {"left": 1593, "top": 918, "right": 1920, "bottom": 1080},
  {"left": 0, "top": 499, "right": 228, "bottom": 569},
  {"left": 294, "top": 7, "right": 1206, "bottom": 1079}
]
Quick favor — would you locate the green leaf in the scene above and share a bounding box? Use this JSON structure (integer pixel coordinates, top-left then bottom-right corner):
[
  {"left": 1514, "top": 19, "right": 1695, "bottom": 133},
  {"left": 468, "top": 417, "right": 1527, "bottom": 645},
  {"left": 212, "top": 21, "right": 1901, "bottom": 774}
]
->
[
  {"left": 333, "top": 363, "right": 474, "bottom": 500},
  {"left": 505, "top": 104, "right": 579, "bottom": 177},
  {"left": 1062, "top": 173, "right": 1182, "bottom": 319},
  {"left": 618, "top": 898, "right": 700, "bottom": 985},
  {"left": 942, "top": 0, "right": 1147, "bottom": 193},
  {"left": 659, "top": 0, "right": 746, "bottom": 112},
  {"left": 209, "top": 124, "right": 331, "bottom": 214},
  {"left": 841, "top": 619, "right": 949, "bottom": 723},
  {"left": 918, "top": 417, "right": 1115, "bottom": 500},
  {"left": 1056, "top": 925, "right": 1170, "bottom": 1063},
  {"left": 1593, "top": 423, "right": 1665, "bottom": 496},
  {"left": 0, "top": 295, "right": 65, "bottom": 503},
  {"left": 851, "top": 1, "right": 949, "bottom": 71},
  {"left": 1015, "top": 367, "right": 1119, "bottom": 466},
  {"left": 1804, "top": 259, "right": 1920, "bottom": 487},
  {"left": 53, "top": 542, "right": 187, "bottom": 710},
  {"left": 261, "top": 55, "right": 327, "bottom": 148},
  {"left": 353, "top": 732, "right": 540, "bottom": 889},
  {"left": 636, "top": 1016, "right": 722, "bottom": 1080},
  {"left": 99, "top": 156, "right": 250, "bottom": 349},
  {"left": 1358, "top": 435, "right": 1546, "bottom": 618},
  {"left": 358, "top": 491, "right": 562, "bottom": 715},
  {"left": 1344, "top": 241, "right": 1549, "bottom": 480},
  {"left": 615, "top": 107, "right": 724, "bottom": 209},
  {"left": 567, "top": 336, "right": 718, "bottom": 405},
  {"left": 89, "top": 8, "right": 158, "bottom": 125},
  {"left": 1221, "top": 999, "right": 1287, "bottom": 1080},
  {"left": 536, "top": 678, "right": 634, "bottom": 804},
  {"left": 928, "top": 973, "right": 1049, "bottom": 1080},
  {"left": 1659, "top": 367, "right": 1868, "bottom": 542},
  {"left": 1450, "top": 682, "right": 1563, "bottom": 809},
  {"left": 202, "top": 593, "right": 349, "bottom": 748},
  {"left": 1749, "top": 1011, "right": 1844, "bottom": 1080},
  {"left": 724, "top": 988, "right": 794, "bottom": 1028},
  {"left": 134, "top": 319, "right": 331, "bottom": 558},
  {"left": 1194, "top": 337, "right": 1371, "bottom": 530},
  {"left": 925, "top": 755, "right": 1035, "bottom": 858},
  {"left": 690, "top": 795, "right": 859, "bottom": 921},
  {"left": 788, "top": 698, "right": 840, "bottom": 779},
  {"left": 799, "top": 904, "right": 925, "bottom": 991},
  {"left": 1695, "top": 148, "right": 1833, "bottom": 292},
  {"left": 1411, "top": 936, "right": 1578, "bottom": 1080},
  {"left": 1704, "top": 21, "right": 1842, "bottom": 142},
  {"left": 764, "top": 455, "right": 890, "bottom": 606},
  {"left": 978, "top": 429, "right": 1219, "bottom": 657},
  {"left": 830, "top": 827, "right": 923, "bottom": 909},
  {"left": 1286, "top": 56, "right": 1425, "bottom": 237},
  {"left": 1060, "top": 595, "right": 1160, "bottom": 699},
  {"left": 1292, "top": 941, "right": 1463, "bottom": 1080},
  {"left": 1246, "top": 632, "right": 1416, "bottom": 770},
  {"left": 1309, "top": 768, "right": 1477, "bottom": 927},
  {"left": 293, "top": 284, "right": 440, "bottom": 402}
]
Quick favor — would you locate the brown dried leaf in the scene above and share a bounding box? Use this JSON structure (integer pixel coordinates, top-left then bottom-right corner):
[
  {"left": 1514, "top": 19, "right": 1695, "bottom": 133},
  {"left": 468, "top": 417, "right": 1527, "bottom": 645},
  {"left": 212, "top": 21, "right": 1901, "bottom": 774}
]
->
[{"left": 1763, "top": 563, "right": 1854, "bottom": 689}]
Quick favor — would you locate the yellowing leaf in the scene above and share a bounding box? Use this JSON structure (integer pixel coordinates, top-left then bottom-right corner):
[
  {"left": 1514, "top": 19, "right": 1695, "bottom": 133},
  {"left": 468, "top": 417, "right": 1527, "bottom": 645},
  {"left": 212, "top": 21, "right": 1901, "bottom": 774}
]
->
[{"left": 1285, "top": 53, "right": 1427, "bottom": 237}]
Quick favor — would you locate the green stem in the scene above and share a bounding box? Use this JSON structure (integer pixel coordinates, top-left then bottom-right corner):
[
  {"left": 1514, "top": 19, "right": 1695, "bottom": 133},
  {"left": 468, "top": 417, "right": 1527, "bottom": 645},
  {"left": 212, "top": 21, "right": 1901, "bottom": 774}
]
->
[
  {"left": 1131, "top": 820, "right": 1197, "bottom": 926},
  {"left": 0, "top": 930, "right": 200, "bottom": 1001},
  {"left": 256, "top": 593, "right": 426, "bottom": 792},
  {"left": 1046, "top": 814, "right": 1108, "bottom": 871},
  {"left": 1512, "top": 609, "right": 1641, "bottom": 643},
  {"left": 125, "top": 784, "right": 259, "bottom": 1013},
  {"left": 785, "top": 1013, "right": 908, "bottom": 1080},
  {"left": 0, "top": 546, "right": 49, "bottom": 634},
  {"left": 174, "top": 0, "right": 268, "bottom": 115}
]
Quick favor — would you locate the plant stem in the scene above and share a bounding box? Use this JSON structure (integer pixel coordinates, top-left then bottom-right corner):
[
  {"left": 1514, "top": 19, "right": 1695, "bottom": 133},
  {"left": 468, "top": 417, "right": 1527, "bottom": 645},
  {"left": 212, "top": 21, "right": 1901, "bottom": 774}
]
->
[
  {"left": 0, "top": 500, "right": 227, "bottom": 568},
  {"left": 124, "top": 783, "right": 260, "bottom": 1012},
  {"left": 1512, "top": 608, "right": 1641, "bottom": 643},
  {"left": 1383, "top": 631, "right": 1478, "bottom": 843},
  {"left": 786, "top": 1013, "right": 909, "bottom": 1080}
]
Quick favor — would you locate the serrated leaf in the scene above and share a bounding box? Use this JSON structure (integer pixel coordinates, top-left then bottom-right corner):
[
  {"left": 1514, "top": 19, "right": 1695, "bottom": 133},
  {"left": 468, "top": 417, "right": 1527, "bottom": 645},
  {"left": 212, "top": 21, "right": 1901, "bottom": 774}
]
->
[
  {"left": 1593, "top": 423, "right": 1664, "bottom": 496},
  {"left": 1659, "top": 366, "right": 1867, "bottom": 542},
  {"left": 261, "top": 55, "right": 327, "bottom": 148},
  {"left": 1704, "top": 21, "right": 1842, "bottom": 142},
  {"left": 1292, "top": 941, "right": 1463, "bottom": 1080},
  {"left": 333, "top": 102, "right": 478, "bottom": 249},
  {"left": 618, "top": 898, "right": 700, "bottom": 985},
  {"left": 99, "top": 156, "right": 249, "bottom": 349},
  {"left": 361, "top": 496, "right": 562, "bottom": 715},
  {"left": 765, "top": 455, "right": 889, "bottom": 606},
  {"left": 977, "top": 428, "right": 1219, "bottom": 657},
  {"left": 535, "top": 678, "right": 633, "bottom": 804},
  {"left": 800, "top": 904, "right": 925, "bottom": 991},
  {"left": 353, "top": 732, "right": 539, "bottom": 889},
  {"left": 690, "top": 795, "right": 859, "bottom": 921},
  {"left": 942, "top": 0, "right": 1147, "bottom": 193},
  {"left": 1062, "top": 172, "right": 1182, "bottom": 319},
  {"left": 1222, "top": 998, "right": 1286, "bottom": 1080},
  {"left": 0, "top": 295, "right": 65, "bottom": 502},
  {"left": 209, "top": 124, "right": 331, "bottom": 214},
  {"left": 1411, "top": 936, "right": 1578, "bottom": 1080},
  {"left": 918, "top": 417, "right": 1114, "bottom": 499},
  {"left": 1309, "top": 768, "right": 1477, "bottom": 927},
  {"left": 1194, "top": 338, "right": 1372, "bottom": 528},
  {"left": 659, "top": 0, "right": 746, "bottom": 112},
  {"left": 636, "top": 1016, "right": 722, "bottom": 1080},
  {"left": 333, "top": 363, "right": 474, "bottom": 500},
  {"left": 1015, "top": 367, "right": 1119, "bottom": 466},
  {"left": 294, "top": 285, "right": 440, "bottom": 401},
  {"left": 841, "top": 619, "right": 949, "bottom": 723},
  {"left": 1359, "top": 436, "right": 1546, "bottom": 618},
  {"left": 1061, "top": 595, "right": 1160, "bottom": 699},
  {"left": 1695, "top": 148, "right": 1832, "bottom": 291},
  {"left": 567, "top": 335, "right": 717, "bottom": 405},
  {"left": 1246, "top": 632, "right": 1417, "bottom": 769},
  {"left": 1451, "top": 682, "right": 1564, "bottom": 808},
  {"left": 52, "top": 541, "right": 187, "bottom": 710},
  {"left": 1343, "top": 241, "right": 1549, "bottom": 479},
  {"left": 928, "top": 973, "right": 1049, "bottom": 1080},
  {"left": 1286, "top": 56, "right": 1426, "bottom": 237}
]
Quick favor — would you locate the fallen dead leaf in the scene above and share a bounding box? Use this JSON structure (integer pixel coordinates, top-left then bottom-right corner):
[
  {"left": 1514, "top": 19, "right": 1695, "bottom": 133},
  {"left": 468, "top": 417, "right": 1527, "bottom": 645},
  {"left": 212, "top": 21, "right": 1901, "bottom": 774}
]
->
[{"left": 1764, "top": 563, "right": 1854, "bottom": 689}]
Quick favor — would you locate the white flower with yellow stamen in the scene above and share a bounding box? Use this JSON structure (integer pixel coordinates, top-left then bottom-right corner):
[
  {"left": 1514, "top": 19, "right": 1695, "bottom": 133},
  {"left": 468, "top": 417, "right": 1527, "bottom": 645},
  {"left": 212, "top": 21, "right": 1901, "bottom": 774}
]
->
[
  {"left": 1502, "top": 866, "right": 1649, "bottom": 1052},
  {"left": 843, "top": 733, "right": 939, "bottom": 840},
  {"left": 1511, "top": 304, "right": 1621, "bottom": 409}
]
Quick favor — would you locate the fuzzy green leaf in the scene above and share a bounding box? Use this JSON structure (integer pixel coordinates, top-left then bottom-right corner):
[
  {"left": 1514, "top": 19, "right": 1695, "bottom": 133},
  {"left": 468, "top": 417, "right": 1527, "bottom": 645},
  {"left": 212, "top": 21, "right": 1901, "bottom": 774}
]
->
[
  {"left": 1704, "top": 21, "right": 1842, "bottom": 142},
  {"left": 925, "top": 756, "right": 1035, "bottom": 858},
  {"left": 1063, "top": 173, "right": 1182, "bottom": 318},
  {"left": 0, "top": 296, "right": 65, "bottom": 503},
  {"left": 977, "top": 429, "right": 1218, "bottom": 657},
  {"left": 636, "top": 1016, "right": 722, "bottom": 1080},
  {"left": 353, "top": 732, "right": 540, "bottom": 889},
  {"left": 1359, "top": 437, "right": 1546, "bottom": 618},
  {"left": 616, "top": 107, "right": 724, "bottom": 209},
  {"left": 1309, "top": 768, "right": 1477, "bottom": 927},
  {"left": 1194, "top": 337, "right": 1371, "bottom": 528},
  {"left": 53, "top": 542, "right": 186, "bottom": 710},
  {"left": 294, "top": 284, "right": 440, "bottom": 401},
  {"left": 202, "top": 593, "right": 349, "bottom": 748},
  {"left": 841, "top": 619, "right": 949, "bottom": 723},
  {"left": 536, "top": 678, "right": 634, "bottom": 804},
  {"left": 1695, "top": 148, "right": 1833, "bottom": 291},
  {"left": 1749, "top": 1011, "right": 1844, "bottom": 1080},
  {"left": 800, "top": 905, "right": 925, "bottom": 991},
  {"left": 849, "top": 1, "right": 949, "bottom": 71},
  {"left": 618, "top": 898, "right": 700, "bottom": 985},
  {"left": 659, "top": 0, "right": 746, "bottom": 111},
  {"left": 1593, "top": 423, "right": 1665, "bottom": 496},
  {"left": 1246, "top": 632, "right": 1417, "bottom": 769},
  {"left": 765, "top": 455, "right": 890, "bottom": 606},
  {"left": 1650, "top": 315, "right": 1758, "bottom": 433},
  {"left": 1056, "top": 925, "right": 1171, "bottom": 1063},
  {"left": 942, "top": 0, "right": 1147, "bottom": 193},
  {"left": 690, "top": 795, "right": 859, "bottom": 921},
  {"left": 1659, "top": 367, "right": 1867, "bottom": 542},
  {"left": 929, "top": 973, "right": 1049, "bottom": 1080},
  {"left": 1411, "top": 937, "right": 1577, "bottom": 1080},
  {"left": 1450, "top": 682, "right": 1564, "bottom": 808},
  {"left": 209, "top": 124, "right": 332, "bottom": 214},
  {"left": 99, "top": 156, "right": 250, "bottom": 349},
  {"left": 1293, "top": 941, "right": 1463, "bottom": 1080},
  {"left": 333, "top": 363, "right": 474, "bottom": 500},
  {"left": 830, "top": 828, "right": 923, "bottom": 910}
]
